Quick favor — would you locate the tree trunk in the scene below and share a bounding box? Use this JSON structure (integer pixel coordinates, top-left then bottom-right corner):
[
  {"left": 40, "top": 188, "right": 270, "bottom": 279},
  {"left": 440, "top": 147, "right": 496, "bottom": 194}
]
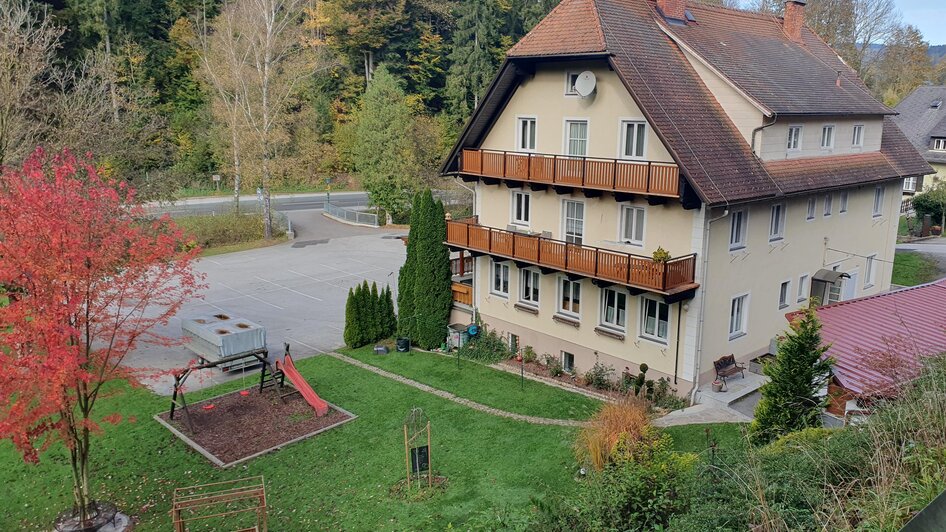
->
[
  {"left": 102, "top": 2, "right": 120, "bottom": 123},
  {"left": 231, "top": 122, "right": 242, "bottom": 213},
  {"left": 261, "top": 24, "right": 273, "bottom": 240}
]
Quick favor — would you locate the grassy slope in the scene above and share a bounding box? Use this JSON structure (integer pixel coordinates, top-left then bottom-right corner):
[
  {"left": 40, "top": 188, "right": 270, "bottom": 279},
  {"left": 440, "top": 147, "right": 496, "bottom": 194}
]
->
[
  {"left": 663, "top": 423, "right": 748, "bottom": 454},
  {"left": 341, "top": 346, "right": 601, "bottom": 420},
  {"left": 1, "top": 356, "right": 580, "bottom": 530},
  {"left": 892, "top": 251, "right": 941, "bottom": 286}
]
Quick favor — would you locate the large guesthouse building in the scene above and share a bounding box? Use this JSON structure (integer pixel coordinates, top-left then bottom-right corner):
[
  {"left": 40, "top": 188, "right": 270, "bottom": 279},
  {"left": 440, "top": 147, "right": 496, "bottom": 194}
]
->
[{"left": 442, "top": 0, "right": 933, "bottom": 397}]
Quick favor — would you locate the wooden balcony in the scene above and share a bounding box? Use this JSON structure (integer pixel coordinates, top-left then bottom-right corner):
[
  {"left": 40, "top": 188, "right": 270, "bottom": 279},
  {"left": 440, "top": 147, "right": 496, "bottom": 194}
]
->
[
  {"left": 460, "top": 149, "right": 680, "bottom": 198},
  {"left": 446, "top": 220, "right": 697, "bottom": 295},
  {"left": 452, "top": 282, "right": 473, "bottom": 306}
]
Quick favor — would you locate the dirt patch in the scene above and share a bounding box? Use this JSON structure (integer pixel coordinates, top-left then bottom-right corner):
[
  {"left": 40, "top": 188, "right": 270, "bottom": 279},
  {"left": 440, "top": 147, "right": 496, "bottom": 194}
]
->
[
  {"left": 500, "top": 359, "right": 626, "bottom": 400},
  {"left": 157, "top": 387, "right": 354, "bottom": 467}
]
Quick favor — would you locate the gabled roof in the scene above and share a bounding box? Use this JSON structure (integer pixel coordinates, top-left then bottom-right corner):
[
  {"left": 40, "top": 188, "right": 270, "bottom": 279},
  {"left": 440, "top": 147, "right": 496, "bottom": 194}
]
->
[
  {"left": 798, "top": 279, "right": 946, "bottom": 395},
  {"left": 894, "top": 85, "right": 946, "bottom": 165},
  {"left": 661, "top": 3, "right": 893, "bottom": 116},
  {"left": 441, "top": 0, "right": 932, "bottom": 206}
]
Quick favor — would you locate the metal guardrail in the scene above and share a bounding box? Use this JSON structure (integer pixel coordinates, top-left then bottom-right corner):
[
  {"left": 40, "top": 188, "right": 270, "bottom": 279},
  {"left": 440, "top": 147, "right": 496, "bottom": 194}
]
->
[{"left": 324, "top": 201, "right": 379, "bottom": 228}]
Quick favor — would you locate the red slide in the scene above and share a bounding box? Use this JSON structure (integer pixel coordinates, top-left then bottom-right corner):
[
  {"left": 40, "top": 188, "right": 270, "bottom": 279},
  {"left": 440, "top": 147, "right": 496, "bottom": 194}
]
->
[{"left": 277, "top": 354, "right": 329, "bottom": 417}]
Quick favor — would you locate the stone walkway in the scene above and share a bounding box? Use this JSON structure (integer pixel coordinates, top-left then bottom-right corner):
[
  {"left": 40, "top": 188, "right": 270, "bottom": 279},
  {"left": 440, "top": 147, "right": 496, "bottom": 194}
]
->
[
  {"left": 325, "top": 352, "right": 587, "bottom": 427},
  {"left": 652, "top": 403, "right": 753, "bottom": 427}
]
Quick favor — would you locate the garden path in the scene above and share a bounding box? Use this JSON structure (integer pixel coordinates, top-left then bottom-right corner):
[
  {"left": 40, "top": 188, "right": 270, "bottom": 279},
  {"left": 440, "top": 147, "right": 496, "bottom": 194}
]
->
[{"left": 324, "top": 351, "right": 588, "bottom": 427}]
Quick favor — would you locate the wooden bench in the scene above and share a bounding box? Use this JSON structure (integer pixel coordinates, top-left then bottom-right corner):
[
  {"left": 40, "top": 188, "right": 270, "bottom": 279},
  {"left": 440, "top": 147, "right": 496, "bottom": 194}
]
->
[{"left": 713, "top": 355, "right": 747, "bottom": 384}]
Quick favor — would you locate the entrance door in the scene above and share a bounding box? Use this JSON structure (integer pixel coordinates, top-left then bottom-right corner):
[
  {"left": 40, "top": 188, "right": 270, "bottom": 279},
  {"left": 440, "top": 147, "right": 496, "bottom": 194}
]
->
[{"left": 842, "top": 270, "right": 858, "bottom": 301}]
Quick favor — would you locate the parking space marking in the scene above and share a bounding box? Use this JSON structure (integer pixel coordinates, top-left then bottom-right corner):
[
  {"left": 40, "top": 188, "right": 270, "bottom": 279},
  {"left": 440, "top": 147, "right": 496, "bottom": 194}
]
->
[
  {"left": 218, "top": 282, "right": 285, "bottom": 310},
  {"left": 253, "top": 276, "right": 323, "bottom": 301},
  {"left": 286, "top": 337, "right": 328, "bottom": 354}
]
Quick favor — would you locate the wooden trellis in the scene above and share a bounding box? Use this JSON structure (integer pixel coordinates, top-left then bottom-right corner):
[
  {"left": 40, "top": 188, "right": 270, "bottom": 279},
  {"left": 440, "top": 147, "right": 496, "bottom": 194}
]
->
[
  {"left": 171, "top": 476, "right": 267, "bottom": 532},
  {"left": 403, "top": 408, "right": 432, "bottom": 489}
]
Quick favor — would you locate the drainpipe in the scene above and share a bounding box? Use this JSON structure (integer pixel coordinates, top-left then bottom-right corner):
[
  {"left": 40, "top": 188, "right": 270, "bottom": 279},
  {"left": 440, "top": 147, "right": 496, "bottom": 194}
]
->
[
  {"left": 674, "top": 301, "right": 683, "bottom": 385},
  {"left": 688, "top": 206, "right": 731, "bottom": 405},
  {"left": 750, "top": 113, "right": 778, "bottom": 156}
]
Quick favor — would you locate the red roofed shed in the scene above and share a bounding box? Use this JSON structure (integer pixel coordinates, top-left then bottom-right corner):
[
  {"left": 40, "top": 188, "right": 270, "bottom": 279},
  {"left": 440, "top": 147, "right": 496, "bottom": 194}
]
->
[{"left": 790, "top": 279, "right": 946, "bottom": 416}]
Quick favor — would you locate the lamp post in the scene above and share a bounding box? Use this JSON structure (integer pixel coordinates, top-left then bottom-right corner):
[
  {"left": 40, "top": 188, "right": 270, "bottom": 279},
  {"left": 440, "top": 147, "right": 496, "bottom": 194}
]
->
[{"left": 517, "top": 352, "right": 524, "bottom": 390}]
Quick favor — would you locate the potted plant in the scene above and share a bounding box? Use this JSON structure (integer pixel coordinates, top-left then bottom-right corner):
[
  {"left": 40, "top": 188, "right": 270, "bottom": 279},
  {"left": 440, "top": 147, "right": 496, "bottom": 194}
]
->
[
  {"left": 712, "top": 379, "right": 724, "bottom": 393},
  {"left": 652, "top": 246, "right": 671, "bottom": 263}
]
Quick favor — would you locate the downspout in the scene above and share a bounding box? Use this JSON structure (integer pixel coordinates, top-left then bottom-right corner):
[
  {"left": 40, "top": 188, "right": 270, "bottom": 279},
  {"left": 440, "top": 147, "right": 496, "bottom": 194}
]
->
[
  {"left": 688, "top": 206, "right": 731, "bottom": 405},
  {"left": 750, "top": 113, "right": 778, "bottom": 156},
  {"left": 674, "top": 301, "right": 683, "bottom": 384}
]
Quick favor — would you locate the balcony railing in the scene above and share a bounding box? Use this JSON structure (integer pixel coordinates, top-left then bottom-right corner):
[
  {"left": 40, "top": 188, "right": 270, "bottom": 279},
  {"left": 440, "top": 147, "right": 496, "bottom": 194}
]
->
[
  {"left": 446, "top": 220, "right": 697, "bottom": 294},
  {"left": 450, "top": 255, "right": 474, "bottom": 277},
  {"left": 460, "top": 149, "right": 680, "bottom": 198},
  {"left": 452, "top": 282, "right": 473, "bottom": 306}
]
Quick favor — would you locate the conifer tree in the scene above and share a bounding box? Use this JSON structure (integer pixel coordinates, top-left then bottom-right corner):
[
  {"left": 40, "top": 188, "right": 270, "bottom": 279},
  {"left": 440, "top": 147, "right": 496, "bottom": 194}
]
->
[
  {"left": 413, "top": 190, "right": 452, "bottom": 349},
  {"left": 383, "top": 285, "right": 397, "bottom": 337},
  {"left": 446, "top": 0, "right": 503, "bottom": 120},
  {"left": 750, "top": 305, "right": 835, "bottom": 443},
  {"left": 343, "top": 286, "right": 361, "bottom": 348},
  {"left": 369, "top": 281, "right": 381, "bottom": 342},
  {"left": 397, "top": 191, "right": 424, "bottom": 340}
]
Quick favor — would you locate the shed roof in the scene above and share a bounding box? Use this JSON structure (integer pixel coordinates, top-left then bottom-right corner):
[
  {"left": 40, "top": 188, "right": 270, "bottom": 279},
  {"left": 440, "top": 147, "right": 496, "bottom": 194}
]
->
[{"left": 797, "top": 279, "right": 946, "bottom": 395}]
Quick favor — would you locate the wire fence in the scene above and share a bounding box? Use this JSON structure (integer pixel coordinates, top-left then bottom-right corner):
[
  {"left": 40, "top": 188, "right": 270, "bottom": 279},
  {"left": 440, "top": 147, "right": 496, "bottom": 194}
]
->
[{"left": 324, "top": 201, "right": 379, "bottom": 227}]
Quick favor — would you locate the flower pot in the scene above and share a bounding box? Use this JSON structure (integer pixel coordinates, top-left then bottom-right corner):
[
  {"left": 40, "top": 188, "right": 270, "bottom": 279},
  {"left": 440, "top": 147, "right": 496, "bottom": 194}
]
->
[{"left": 711, "top": 381, "right": 723, "bottom": 393}]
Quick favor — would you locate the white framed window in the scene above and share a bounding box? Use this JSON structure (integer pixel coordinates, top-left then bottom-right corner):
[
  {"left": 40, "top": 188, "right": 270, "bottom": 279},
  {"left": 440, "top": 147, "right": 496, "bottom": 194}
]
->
[
  {"left": 563, "top": 199, "right": 585, "bottom": 245},
  {"left": 620, "top": 120, "right": 647, "bottom": 159},
  {"left": 823, "top": 194, "right": 833, "bottom": 217},
  {"left": 729, "top": 209, "right": 748, "bottom": 251},
  {"left": 778, "top": 280, "right": 791, "bottom": 309},
  {"left": 865, "top": 254, "right": 876, "bottom": 288},
  {"left": 797, "top": 274, "right": 810, "bottom": 302},
  {"left": 729, "top": 294, "right": 749, "bottom": 340},
  {"left": 520, "top": 268, "right": 540, "bottom": 305},
  {"left": 932, "top": 138, "right": 946, "bottom": 151},
  {"left": 600, "top": 287, "right": 627, "bottom": 330},
  {"left": 491, "top": 261, "right": 510, "bottom": 297},
  {"left": 517, "top": 116, "right": 537, "bottom": 152},
  {"left": 564, "top": 119, "right": 589, "bottom": 156},
  {"left": 807, "top": 197, "right": 816, "bottom": 221},
  {"left": 511, "top": 191, "right": 531, "bottom": 226},
  {"left": 821, "top": 125, "right": 835, "bottom": 149},
  {"left": 840, "top": 191, "right": 849, "bottom": 213},
  {"left": 640, "top": 296, "right": 669, "bottom": 343},
  {"left": 562, "top": 351, "right": 575, "bottom": 373},
  {"left": 558, "top": 277, "right": 581, "bottom": 316},
  {"left": 564, "top": 72, "right": 581, "bottom": 96},
  {"left": 769, "top": 203, "right": 785, "bottom": 242},
  {"left": 852, "top": 124, "right": 864, "bottom": 147},
  {"left": 787, "top": 125, "right": 802, "bottom": 151},
  {"left": 872, "top": 185, "right": 885, "bottom": 217},
  {"left": 903, "top": 177, "right": 917, "bottom": 192},
  {"left": 620, "top": 205, "right": 646, "bottom": 246}
]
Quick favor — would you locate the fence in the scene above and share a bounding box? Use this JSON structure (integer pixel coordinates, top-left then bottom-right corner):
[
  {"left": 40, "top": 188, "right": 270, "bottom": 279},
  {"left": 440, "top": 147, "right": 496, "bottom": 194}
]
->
[{"left": 324, "top": 201, "right": 379, "bottom": 228}]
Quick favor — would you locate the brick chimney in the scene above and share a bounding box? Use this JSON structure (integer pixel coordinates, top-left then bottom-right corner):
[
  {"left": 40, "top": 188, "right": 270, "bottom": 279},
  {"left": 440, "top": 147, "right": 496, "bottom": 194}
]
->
[
  {"left": 657, "top": 0, "right": 687, "bottom": 23},
  {"left": 783, "top": 0, "right": 807, "bottom": 43}
]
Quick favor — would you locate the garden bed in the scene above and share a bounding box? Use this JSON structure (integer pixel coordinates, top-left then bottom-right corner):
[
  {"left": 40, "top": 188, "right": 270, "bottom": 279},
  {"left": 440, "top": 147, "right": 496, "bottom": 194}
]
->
[{"left": 155, "top": 387, "right": 355, "bottom": 467}]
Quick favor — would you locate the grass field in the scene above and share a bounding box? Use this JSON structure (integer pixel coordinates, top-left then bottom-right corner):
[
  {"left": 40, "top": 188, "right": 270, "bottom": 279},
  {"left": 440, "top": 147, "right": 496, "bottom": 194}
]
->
[
  {"left": 892, "top": 251, "right": 941, "bottom": 286},
  {"left": 341, "top": 346, "right": 601, "bottom": 420},
  {"left": 0, "top": 356, "right": 583, "bottom": 530},
  {"left": 663, "top": 423, "right": 748, "bottom": 454}
]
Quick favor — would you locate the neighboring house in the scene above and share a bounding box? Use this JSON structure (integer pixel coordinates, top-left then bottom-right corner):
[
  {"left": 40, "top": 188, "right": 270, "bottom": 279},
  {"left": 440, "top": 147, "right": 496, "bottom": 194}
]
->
[
  {"left": 894, "top": 86, "right": 946, "bottom": 198},
  {"left": 797, "top": 278, "right": 946, "bottom": 418},
  {"left": 440, "top": 0, "right": 933, "bottom": 398}
]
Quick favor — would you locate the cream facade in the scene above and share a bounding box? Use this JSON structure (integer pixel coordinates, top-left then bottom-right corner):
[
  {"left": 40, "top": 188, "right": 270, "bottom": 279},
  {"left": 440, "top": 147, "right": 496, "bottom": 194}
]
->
[{"left": 450, "top": 56, "right": 908, "bottom": 398}]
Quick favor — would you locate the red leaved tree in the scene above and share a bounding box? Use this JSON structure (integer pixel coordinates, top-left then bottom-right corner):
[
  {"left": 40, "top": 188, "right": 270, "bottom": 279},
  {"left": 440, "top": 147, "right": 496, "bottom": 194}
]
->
[{"left": 0, "top": 149, "right": 203, "bottom": 525}]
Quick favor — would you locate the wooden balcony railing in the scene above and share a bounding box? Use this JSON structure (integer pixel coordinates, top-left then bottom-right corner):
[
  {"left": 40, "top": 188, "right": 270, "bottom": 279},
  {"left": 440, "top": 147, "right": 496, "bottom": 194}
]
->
[
  {"left": 446, "top": 220, "right": 697, "bottom": 294},
  {"left": 450, "top": 255, "right": 474, "bottom": 277},
  {"left": 452, "top": 282, "right": 473, "bottom": 306},
  {"left": 460, "top": 149, "right": 680, "bottom": 197}
]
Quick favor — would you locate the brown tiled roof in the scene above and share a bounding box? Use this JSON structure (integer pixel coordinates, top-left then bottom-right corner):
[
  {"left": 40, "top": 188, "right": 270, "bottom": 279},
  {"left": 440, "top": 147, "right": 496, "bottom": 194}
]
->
[
  {"left": 441, "top": 0, "right": 932, "bottom": 206},
  {"left": 661, "top": 4, "right": 892, "bottom": 116},
  {"left": 508, "top": 0, "right": 607, "bottom": 57}
]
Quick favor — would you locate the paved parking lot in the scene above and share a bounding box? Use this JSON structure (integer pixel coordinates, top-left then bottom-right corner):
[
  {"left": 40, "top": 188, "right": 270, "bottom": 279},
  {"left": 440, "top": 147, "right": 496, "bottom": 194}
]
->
[{"left": 128, "top": 211, "right": 406, "bottom": 395}]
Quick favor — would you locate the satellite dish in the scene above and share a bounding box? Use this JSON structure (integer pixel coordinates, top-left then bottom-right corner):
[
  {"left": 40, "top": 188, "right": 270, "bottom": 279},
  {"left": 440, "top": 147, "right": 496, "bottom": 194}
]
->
[{"left": 574, "top": 71, "right": 597, "bottom": 97}]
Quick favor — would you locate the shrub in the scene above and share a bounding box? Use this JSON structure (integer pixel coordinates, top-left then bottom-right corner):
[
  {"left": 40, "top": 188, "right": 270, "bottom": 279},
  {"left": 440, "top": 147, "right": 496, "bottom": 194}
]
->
[
  {"left": 583, "top": 361, "right": 615, "bottom": 390},
  {"left": 456, "top": 326, "right": 510, "bottom": 363},
  {"left": 175, "top": 212, "right": 285, "bottom": 248},
  {"left": 575, "top": 396, "right": 650, "bottom": 472},
  {"left": 652, "top": 246, "right": 671, "bottom": 263},
  {"left": 544, "top": 354, "right": 564, "bottom": 377},
  {"left": 521, "top": 345, "right": 537, "bottom": 364},
  {"left": 652, "top": 377, "right": 687, "bottom": 411}
]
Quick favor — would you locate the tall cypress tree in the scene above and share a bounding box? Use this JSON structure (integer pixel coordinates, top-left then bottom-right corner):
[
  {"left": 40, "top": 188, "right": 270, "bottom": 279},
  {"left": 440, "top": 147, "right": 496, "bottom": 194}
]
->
[
  {"left": 368, "top": 281, "right": 381, "bottom": 342},
  {"left": 413, "top": 190, "right": 453, "bottom": 349},
  {"left": 383, "top": 285, "right": 397, "bottom": 337},
  {"left": 343, "top": 286, "right": 361, "bottom": 348},
  {"left": 397, "top": 191, "right": 424, "bottom": 340},
  {"left": 750, "top": 305, "right": 835, "bottom": 444}
]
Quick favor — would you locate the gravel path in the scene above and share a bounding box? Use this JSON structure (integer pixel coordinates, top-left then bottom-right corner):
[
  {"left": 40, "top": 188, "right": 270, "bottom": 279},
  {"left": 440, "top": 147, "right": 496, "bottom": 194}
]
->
[{"left": 325, "top": 352, "right": 588, "bottom": 428}]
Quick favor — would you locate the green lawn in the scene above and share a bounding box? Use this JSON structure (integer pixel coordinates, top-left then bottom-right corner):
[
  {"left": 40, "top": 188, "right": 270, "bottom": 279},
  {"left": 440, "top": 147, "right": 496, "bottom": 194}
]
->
[
  {"left": 1, "top": 356, "right": 580, "bottom": 530},
  {"left": 340, "top": 346, "right": 601, "bottom": 420},
  {"left": 892, "top": 250, "right": 941, "bottom": 286},
  {"left": 662, "top": 423, "right": 748, "bottom": 454}
]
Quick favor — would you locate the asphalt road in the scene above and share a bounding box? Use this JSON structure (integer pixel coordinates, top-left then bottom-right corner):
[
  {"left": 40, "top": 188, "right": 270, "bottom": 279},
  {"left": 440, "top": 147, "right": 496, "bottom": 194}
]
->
[{"left": 149, "top": 191, "right": 371, "bottom": 216}]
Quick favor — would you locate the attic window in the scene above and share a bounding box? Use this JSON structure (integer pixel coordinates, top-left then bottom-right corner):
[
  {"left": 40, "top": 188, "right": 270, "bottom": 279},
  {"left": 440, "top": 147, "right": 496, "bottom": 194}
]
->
[
  {"left": 933, "top": 138, "right": 946, "bottom": 151},
  {"left": 685, "top": 10, "right": 696, "bottom": 22},
  {"left": 932, "top": 100, "right": 943, "bottom": 109}
]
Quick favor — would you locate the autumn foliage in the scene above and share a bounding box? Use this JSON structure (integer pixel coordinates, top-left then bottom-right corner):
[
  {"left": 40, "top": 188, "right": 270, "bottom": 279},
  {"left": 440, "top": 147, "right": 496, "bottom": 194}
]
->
[{"left": 0, "top": 149, "right": 202, "bottom": 520}]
